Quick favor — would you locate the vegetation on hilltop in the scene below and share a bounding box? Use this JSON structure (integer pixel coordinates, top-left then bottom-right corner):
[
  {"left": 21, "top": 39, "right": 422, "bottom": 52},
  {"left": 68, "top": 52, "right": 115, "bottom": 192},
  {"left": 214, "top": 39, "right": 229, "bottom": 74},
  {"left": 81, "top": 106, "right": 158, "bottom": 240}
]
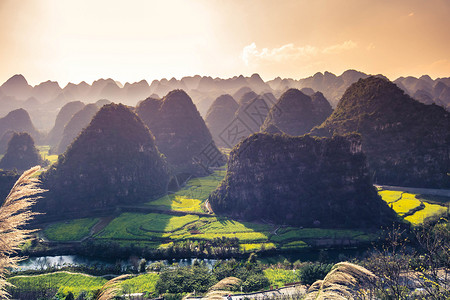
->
[
  {"left": 210, "top": 132, "right": 397, "bottom": 228},
  {"left": 39, "top": 103, "right": 169, "bottom": 219},
  {"left": 0, "top": 132, "right": 43, "bottom": 171},
  {"left": 312, "top": 76, "right": 450, "bottom": 188}
]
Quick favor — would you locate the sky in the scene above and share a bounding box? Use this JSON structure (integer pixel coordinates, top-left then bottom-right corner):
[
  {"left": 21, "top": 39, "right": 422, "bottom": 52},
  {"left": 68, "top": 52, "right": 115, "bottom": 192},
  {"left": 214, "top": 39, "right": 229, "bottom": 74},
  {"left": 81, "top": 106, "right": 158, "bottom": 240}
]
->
[{"left": 0, "top": 0, "right": 449, "bottom": 86}]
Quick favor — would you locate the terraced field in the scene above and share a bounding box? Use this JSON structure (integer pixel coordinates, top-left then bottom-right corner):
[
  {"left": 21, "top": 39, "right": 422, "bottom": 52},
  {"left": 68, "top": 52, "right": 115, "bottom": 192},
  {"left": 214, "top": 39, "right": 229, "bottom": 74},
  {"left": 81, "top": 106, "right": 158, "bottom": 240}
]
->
[
  {"left": 379, "top": 189, "right": 448, "bottom": 225},
  {"left": 94, "top": 213, "right": 274, "bottom": 250}
]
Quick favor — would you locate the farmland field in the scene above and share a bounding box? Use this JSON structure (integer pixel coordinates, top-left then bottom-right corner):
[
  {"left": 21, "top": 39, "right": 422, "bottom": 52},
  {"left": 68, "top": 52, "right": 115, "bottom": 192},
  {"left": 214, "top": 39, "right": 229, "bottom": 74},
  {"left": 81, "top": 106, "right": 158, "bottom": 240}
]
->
[
  {"left": 404, "top": 202, "right": 447, "bottom": 225},
  {"left": 7, "top": 271, "right": 160, "bottom": 298},
  {"left": 378, "top": 190, "right": 403, "bottom": 203},
  {"left": 389, "top": 194, "right": 422, "bottom": 216},
  {"left": 120, "top": 273, "right": 159, "bottom": 294},
  {"left": 37, "top": 145, "right": 59, "bottom": 165},
  {"left": 8, "top": 271, "right": 107, "bottom": 298},
  {"left": 264, "top": 268, "right": 302, "bottom": 287},
  {"left": 44, "top": 218, "right": 99, "bottom": 241},
  {"left": 147, "top": 195, "right": 203, "bottom": 213},
  {"left": 146, "top": 168, "right": 226, "bottom": 213},
  {"left": 379, "top": 188, "right": 448, "bottom": 225}
]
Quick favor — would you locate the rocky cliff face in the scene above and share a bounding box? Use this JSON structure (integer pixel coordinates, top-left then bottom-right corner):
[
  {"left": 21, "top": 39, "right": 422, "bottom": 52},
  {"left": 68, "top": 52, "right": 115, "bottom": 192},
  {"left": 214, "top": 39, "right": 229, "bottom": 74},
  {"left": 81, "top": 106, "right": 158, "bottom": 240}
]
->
[
  {"left": 209, "top": 133, "right": 396, "bottom": 228},
  {"left": 312, "top": 76, "right": 450, "bottom": 188},
  {"left": 40, "top": 103, "right": 169, "bottom": 217},
  {"left": 136, "top": 90, "right": 225, "bottom": 176},
  {"left": 260, "top": 89, "right": 332, "bottom": 136},
  {"left": 0, "top": 132, "right": 43, "bottom": 171}
]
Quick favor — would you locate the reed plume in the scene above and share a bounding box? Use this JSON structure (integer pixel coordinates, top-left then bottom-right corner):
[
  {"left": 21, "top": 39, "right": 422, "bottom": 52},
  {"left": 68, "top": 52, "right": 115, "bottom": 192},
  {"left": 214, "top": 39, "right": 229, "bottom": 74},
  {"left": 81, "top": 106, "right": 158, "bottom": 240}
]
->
[
  {"left": 96, "top": 274, "right": 131, "bottom": 300},
  {"left": 0, "top": 166, "right": 45, "bottom": 299}
]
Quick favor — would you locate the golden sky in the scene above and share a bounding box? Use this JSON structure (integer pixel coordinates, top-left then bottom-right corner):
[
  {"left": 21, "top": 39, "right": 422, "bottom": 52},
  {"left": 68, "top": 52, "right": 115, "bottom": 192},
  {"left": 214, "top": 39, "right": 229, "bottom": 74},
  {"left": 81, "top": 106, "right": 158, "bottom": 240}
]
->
[{"left": 1, "top": 0, "right": 449, "bottom": 85}]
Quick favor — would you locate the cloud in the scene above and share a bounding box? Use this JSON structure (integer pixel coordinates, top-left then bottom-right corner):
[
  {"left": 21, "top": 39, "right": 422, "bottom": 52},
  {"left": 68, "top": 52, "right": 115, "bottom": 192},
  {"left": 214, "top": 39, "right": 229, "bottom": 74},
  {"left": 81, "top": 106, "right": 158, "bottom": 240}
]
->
[
  {"left": 242, "top": 41, "right": 357, "bottom": 65},
  {"left": 408, "top": 12, "right": 414, "bottom": 17},
  {"left": 241, "top": 42, "right": 317, "bottom": 66},
  {"left": 366, "top": 43, "right": 375, "bottom": 51},
  {"left": 322, "top": 40, "right": 357, "bottom": 54}
]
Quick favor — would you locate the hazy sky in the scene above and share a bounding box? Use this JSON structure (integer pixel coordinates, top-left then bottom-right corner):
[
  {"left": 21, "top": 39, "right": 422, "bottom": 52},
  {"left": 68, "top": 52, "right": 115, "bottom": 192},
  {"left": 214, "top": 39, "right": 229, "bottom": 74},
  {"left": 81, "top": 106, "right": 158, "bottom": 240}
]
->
[{"left": 1, "top": 0, "right": 449, "bottom": 86}]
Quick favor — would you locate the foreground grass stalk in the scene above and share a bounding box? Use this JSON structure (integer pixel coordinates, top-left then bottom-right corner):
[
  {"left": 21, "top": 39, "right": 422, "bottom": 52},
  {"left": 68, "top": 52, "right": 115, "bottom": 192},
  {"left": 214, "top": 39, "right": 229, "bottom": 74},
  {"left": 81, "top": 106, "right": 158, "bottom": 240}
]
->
[{"left": 0, "top": 166, "right": 45, "bottom": 299}]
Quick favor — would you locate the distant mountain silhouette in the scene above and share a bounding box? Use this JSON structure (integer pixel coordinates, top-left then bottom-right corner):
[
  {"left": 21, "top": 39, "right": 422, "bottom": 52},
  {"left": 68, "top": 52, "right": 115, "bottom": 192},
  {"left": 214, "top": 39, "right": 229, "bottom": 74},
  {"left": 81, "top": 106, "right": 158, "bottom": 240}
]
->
[
  {"left": 205, "top": 94, "right": 239, "bottom": 147},
  {"left": 0, "top": 132, "right": 43, "bottom": 171},
  {"left": 33, "top": 80, "right": 62, "bottom": 102},
  {"left": 312, "top": 76, "right": 450, "bottom": 188},
  {"left": 0, "top": 130, "right": 15, "bottom": 154},
  {"left": 123, "top": 80, "right": 151, "bottom": 105},
  {"left": 209, "top": 133, "right": 396, "bottom": 228},
  {"left": 47, "top": 101, "right": 85, "bottom": 147},
  {"left": 0, "top": 74, "right": 32, "bottom": 100},
  {"left": 0, "top": 108, "right": 41, "bottom": 146},
  {"left": 54, "top": 103, "right": 99, "bottom": 154},
  {"left": 232, "top": 87, "right": 253, "bottom": 102},
  {"left": 261, "top": 89, "right": 332, "bottom": 136},
  {"left": 136, "top": 90, "right": 225, "bottom": 176},
  {"left": 40, "top": 103, "right": 169, "bottom": 218},
  {"left": 394, "top": 75, "right": 450, "bottom": 110}
]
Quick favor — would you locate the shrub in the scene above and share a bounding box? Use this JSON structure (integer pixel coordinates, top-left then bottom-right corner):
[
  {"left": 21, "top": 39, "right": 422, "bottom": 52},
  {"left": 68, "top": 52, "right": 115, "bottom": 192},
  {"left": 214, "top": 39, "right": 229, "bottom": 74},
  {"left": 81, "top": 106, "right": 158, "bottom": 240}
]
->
[
  {"left": 242, "top": 274, "right": 270, "bottom": 292},
  {"left": 299, "top": 262, "right": 333, "bottom": 285}
]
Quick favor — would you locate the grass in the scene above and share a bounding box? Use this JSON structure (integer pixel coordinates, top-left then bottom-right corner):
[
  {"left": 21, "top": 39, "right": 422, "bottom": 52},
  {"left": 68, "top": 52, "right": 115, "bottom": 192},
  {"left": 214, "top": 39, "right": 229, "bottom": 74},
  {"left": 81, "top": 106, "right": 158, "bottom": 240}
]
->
[
  {"left": 270, "top": 228, "right": 368, "bottom": 243},
  {"left": 44, "top": 218, "right": 99, "bottom": 241},
  {"left": 8, "top": 271, "right": 160, "bottom": 298},
  {"left": 146, "top": 168, "right": 226, "bottom": 213},
  {"left": 263, "top": 268, "right": 302, "bottom": 287},
  {"left": 120, "top": 273, "right": 159, "bottom": 294},
  {"left": 200, "top": 218, "right": 272, "bottom": 233},
  {"left": 239, "top": 243, "right": 276, "bottom": 252},
  {"left": 96, "top": 213, "right": 274, "bottom": 245},
  {"left": 280, "top": 241, "right": 309, "bottom": 250},
  {"left": 95, "top": 213, "right": 200, "bottom": 240},
  {"left": 8, "top": 271, "right": 107, "bottom": 297},
  {"left": 147, "top": 195, "right": 203, "bottom": 213},
  {"left": 404, "top": 203, "right": 447, "bottom": 225}
]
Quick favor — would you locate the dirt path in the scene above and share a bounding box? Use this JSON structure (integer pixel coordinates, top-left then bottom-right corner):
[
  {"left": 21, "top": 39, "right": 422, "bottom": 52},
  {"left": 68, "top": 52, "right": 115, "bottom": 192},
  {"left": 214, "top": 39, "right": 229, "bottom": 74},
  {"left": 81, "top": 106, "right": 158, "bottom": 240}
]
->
[
  {"left": 376, "top": 185, "right": 450, "bottom": 197},
  {"left": 187, "top": 285, "right": 307, "bottom": 300},
  {"left": 91, "top": 216, "right": 115, "bottom": 236}
]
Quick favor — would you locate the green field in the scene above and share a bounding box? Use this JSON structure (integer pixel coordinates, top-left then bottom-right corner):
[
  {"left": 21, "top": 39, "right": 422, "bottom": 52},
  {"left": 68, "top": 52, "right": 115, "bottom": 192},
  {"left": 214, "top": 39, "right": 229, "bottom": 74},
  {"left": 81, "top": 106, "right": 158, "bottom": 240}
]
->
[
  {"left": 147, "top": 195, "right": 203, "bottom": 212},
  {"left": 8, "top": 271, "right": 160, "bottom": 298},
  {"left": 44, "top": 218, "right": 99, "bottom": 241},
  {"left": 120, "top": 273, "right": 159, "bottom": 294},
  {"left": 263, "top": 268, "right": 302, "bottom": 287},
  {"left": 146, "top": 168, "right": 226, "bottom": 213},
  {"left": 8, "top": 271, "right": 107, "bottom": 298},
  {"left": 379, "top": 189, "right": 448, "bottom": 225},
  {"left": 37, "top": 145, "right": 59, "bottom": 165},
  {"left": 270, "top": 227, "right": 370, "bottom": 243},
  {"left": 95, "top": 213, "right": 200, "bottom": 241}
]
